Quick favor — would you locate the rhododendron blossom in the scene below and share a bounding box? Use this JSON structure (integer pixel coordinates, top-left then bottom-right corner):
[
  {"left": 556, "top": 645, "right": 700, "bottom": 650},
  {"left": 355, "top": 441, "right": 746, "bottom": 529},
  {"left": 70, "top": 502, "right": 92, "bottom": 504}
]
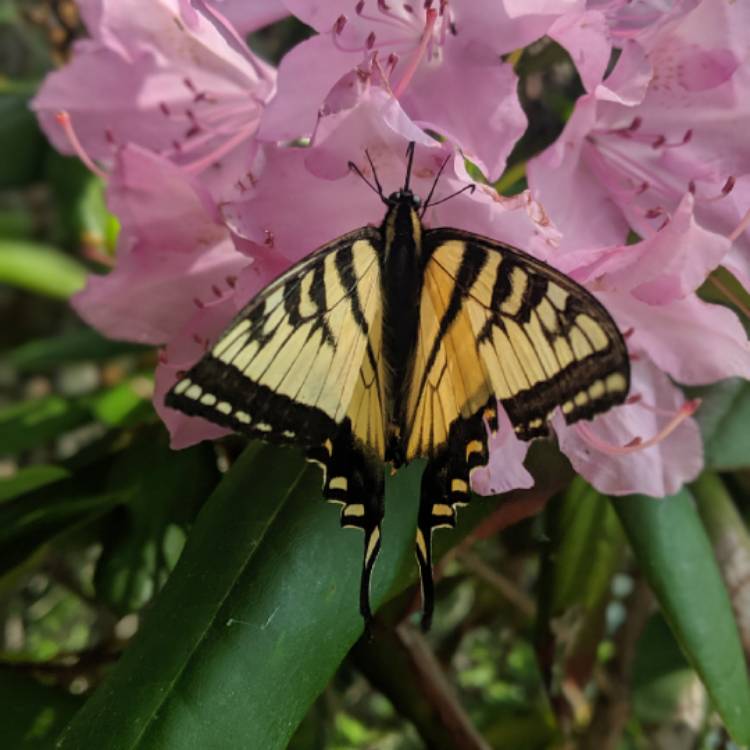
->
[
  {"left": 33, "top": 0, "right": 276, "bottom": 200},
  {"left": 34, "top": 0, "right": 750, "bottom": 502},
  {"left": 528, "top": 0, "right": 750, "bottom": 286}
]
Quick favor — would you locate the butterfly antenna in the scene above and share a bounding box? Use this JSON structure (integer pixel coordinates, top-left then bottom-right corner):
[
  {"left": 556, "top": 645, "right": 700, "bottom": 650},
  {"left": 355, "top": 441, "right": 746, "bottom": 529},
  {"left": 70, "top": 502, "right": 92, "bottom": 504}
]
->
[
  {"left": 420, "top": 153, "right": 450, "bottom": 217},
  {"left": 348, "top": 153, "right": 386, "bottom": 204},
  {"left": 404, "top": 141, "right": 416, "bottom": 191},
  {"left": 423, "top": 183, "right": 476, "bottom": 214}
]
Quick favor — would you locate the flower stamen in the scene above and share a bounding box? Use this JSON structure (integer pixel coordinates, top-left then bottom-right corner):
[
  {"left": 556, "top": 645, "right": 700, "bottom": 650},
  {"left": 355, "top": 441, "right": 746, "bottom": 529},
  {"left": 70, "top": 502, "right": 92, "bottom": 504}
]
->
[
  {"left": 55, "top": 111, "right": 108, "bottom": 180},
  {"left": 393, "top": 8, "right": 437, "bottom": 97},
  {"left": 574, "top": 398, "right": 700, "bottom": 456}
]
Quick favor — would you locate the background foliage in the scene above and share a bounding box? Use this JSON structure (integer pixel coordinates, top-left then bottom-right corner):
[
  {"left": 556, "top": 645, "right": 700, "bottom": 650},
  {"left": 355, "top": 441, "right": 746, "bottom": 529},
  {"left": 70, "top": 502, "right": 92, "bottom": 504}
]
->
[{"left": 2, "top": 2, "right": 750, "bottom": 748}]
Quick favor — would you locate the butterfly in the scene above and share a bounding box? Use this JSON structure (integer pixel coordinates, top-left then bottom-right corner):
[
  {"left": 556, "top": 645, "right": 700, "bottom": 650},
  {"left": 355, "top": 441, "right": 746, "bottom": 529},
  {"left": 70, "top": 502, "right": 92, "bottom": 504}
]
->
[{"left": 165, "top": 142, "right": 630, "bottom": 630}]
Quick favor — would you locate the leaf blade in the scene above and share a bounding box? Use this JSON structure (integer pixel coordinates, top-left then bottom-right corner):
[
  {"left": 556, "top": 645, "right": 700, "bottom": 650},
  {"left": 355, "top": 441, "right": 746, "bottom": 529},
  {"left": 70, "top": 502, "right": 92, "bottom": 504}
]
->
[{"left": 614, "top": 489, "right": 750, "bottom": 743}]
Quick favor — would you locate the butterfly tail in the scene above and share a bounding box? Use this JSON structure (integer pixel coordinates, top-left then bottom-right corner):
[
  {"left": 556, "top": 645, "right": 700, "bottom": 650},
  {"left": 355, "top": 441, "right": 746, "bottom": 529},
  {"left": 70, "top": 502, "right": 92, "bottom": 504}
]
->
[
  {"left": 415, "top": 403, "right": 494, "bottom": 630},
  {"left": 308, "top": 425, "right": 384, "bottom": 627}
]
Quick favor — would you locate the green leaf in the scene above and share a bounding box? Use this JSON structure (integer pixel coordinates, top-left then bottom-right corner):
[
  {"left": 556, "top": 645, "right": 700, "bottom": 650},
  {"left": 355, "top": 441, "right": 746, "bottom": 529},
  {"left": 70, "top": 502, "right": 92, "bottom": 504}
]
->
[
  {"left": 46, "top": 153, "right": 118, "bottom": 252},
  {"left": 94, "top": 429, "right": 219, "bottom": 614},
  {"left": 0, "top": 94, "right": 46, "bottom": 188},
  {"left": 0, "top": 381, "right": 153, "bottom": 456},
  {"left": 55, "top": 444, "right": 511, "bottom": 750},
  {"left": 5, "top": 329, "right": 149, "bottom": 373},
  {"left": 88, "top": 377, "right": 154, "bottom": 428},
  {"left": 0, "top": 395, "right": 91, "bottom": 455},
  {"left": 0, "top": 240, "right": 86, "bottom": 299},
  {"left": 0, "top": 465, "right": 70, "bottom": 503},
  {"left": 614, "top": 489, "right": 750, "bottom": 743},
  {"left": 0, "top": 668, "right": 83, "bottom": 748},
  {"left": 537, "top": 478, "right": 625, "bottom": 684},
  {"left": 548, "top": 477, "right": 624, "bottom": 614},
  {"left": 0, "top": 481, "right": 120, "bottom": 581},
  {"left": 690, "top": 378, "right": 750, "bottom": 470},
  {"left": 632, "top": 614, "right": 702, "bottom": 726}
]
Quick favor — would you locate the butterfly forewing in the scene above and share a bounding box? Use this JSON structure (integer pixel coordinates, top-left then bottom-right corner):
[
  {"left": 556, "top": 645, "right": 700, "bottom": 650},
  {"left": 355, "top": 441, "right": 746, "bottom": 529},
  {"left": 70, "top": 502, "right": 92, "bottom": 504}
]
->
[
  {"left": 167, "top": 228, "right": 387, "bottom": 456},
  {"left": 412, "top": 229, "right": 630, "bottom": 449}
]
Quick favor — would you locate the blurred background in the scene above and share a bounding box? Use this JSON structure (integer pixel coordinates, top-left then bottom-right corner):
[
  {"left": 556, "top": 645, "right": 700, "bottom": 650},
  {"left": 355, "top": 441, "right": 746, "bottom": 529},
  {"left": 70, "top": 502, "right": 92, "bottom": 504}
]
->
[{"left": 1, "top": 2, "right": 750, "bottom": 749}]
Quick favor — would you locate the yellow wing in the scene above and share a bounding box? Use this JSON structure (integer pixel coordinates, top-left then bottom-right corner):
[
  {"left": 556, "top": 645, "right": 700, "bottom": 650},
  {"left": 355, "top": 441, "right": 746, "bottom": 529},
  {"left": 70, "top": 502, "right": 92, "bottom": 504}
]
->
[
  {"left": 405, "top": 230, "right": 630, "bottom": 459},
  {"left": 167, "top": 229, "right": 387, "bottom": 459}
]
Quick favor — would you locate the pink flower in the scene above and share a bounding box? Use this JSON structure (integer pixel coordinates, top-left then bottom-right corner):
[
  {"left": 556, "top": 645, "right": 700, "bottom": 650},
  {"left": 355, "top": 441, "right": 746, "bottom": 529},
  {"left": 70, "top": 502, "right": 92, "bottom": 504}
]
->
[
  {"left": 32, "top": 0, "right": 275, "bottom": 200},
  {"left": 226, "top": 93, "right": 747, "bottom": 497},
  {"left": 259, "top": 0, "right": 531, "bottom": 180},
  {"left": 527, "top": 0, "right": 750, "bottom": 288},
  {"left": 71, "top": 144, "right": 267, "bottom": 447},
  {"left": 209, "top": 0, "right": 288, "bottom": 35},
  {"left": 544, "top": 193, "right": 750, "bottom": 496}
]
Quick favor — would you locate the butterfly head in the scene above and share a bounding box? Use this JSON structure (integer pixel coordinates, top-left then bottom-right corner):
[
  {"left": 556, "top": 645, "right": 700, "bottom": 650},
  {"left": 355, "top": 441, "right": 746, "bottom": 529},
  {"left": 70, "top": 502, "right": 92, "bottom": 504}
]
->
[{"left": 387, "top": 189, "right": 421, "bottom": 209}]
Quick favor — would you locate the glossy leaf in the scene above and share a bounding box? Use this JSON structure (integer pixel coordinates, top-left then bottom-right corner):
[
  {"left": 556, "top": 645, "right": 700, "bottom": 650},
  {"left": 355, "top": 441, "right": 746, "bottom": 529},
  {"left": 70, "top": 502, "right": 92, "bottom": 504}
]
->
[
  {"left": 538, "top": 477, "right": 625, "bottom": 687},
  {"left": 614, "top": 489, "right": 750, "bottom": 743},
  {"left": 691, "top": 378, "right": 750, "bottom": 471},
  {"left": 0, "top": 668, "right": 82, "bottom": 748},
  {"left": 632, "top": 614, "right": 703, "bottom": 726},
  {"left": 0, "top": 395, "right": 91, "bottom": 455},
  {"left": 94, "top": 429, "right": 219, "bottom": 614},
  {"left": 0, "top": 94, "right": 46, "bottom": 188},
  {"left": 55, "top": 444, "right": 512, "bottom": 750},
  {"left": 0, "top": 239, "right": 86, "bottom": 299},
  {"left": 5, "top": 329, "right": 148, "bottom": 373},
  {"left": 0, "top": 465, "right": 70, "bottom": 503},
  {"left": 46, "top": 154, "right": 118, "bottom": 252}
]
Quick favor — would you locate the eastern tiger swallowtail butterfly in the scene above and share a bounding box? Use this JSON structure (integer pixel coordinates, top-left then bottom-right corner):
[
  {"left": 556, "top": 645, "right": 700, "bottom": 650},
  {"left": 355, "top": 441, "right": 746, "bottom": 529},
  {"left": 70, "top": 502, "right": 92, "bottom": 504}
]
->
[{"left": 166, "top": 143, "right": 630, "bottom": 629}]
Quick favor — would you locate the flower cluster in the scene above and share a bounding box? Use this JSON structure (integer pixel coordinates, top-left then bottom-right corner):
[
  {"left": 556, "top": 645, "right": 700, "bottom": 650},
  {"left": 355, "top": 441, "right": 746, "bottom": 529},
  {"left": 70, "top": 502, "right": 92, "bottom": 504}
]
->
[{"left": 34, "top": 0, "right": 750, "bottom": 498}]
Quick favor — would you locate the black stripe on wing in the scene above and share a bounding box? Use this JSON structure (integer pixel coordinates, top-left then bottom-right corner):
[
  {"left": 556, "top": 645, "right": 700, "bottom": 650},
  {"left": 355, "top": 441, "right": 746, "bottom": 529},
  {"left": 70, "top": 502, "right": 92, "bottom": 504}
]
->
[{"left": 424, "top": 228, "right": 630, "bottom": 441}]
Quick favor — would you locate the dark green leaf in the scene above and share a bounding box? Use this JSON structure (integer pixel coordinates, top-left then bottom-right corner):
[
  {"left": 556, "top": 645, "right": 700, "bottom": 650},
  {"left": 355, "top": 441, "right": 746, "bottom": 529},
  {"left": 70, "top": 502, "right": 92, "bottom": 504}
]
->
[
  {"left": 537, "top": 478, "right": 625, "bottom": 685},
  {"left": 0, "top": 465, "right": 70, "bottom": 503},
  {"left": 0, "top": 667, "right": 83, "bottom": 748},
  {"left": 46, "top": 153, "right": 117, "bottom": 252},
  {"left": 0, "top": 94, "right": 46, "bottom": 188},
  {"left": 55, "top": 444, "right": 513, "bottom": 750},
  {"left": 5, "top": 329, "right": 149, "bottom": 373},
  {"left": 94, "top": 429, "right": 219, "bottom": 614},
  {"left": 632, "top": 614, "right": 701, "bottom": 726},
  {"left": 0, "top": 395, "right": 91, "bottom": 455},
  {"left": 614, "top": 489, "right": 750, "bottom": 743},
  {"left": 548, "top": 477, "right": 624, "bottom": 613},
  {"left": 0, "top": 240, "right": 86, "bottom": 299},
  {"left": 690, "top": 378, "right": 750, "bottom": 470},
  {"left": 88, "top": 377, "right": 154, "bottom": 428}
]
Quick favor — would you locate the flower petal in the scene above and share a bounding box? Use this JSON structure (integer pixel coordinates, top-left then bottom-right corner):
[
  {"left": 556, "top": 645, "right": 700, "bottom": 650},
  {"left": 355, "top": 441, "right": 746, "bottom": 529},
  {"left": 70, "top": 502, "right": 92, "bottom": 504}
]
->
[
  {"left": 471, "top": 408, "right": 534, "bottom": 496},
  {"left": 401, "top": 40, "right": 526, "bottom": 180},
  {"left": 554, "top": 359, "right": 703, "bottom": 497},
  {"left": 603, "top": 292, "right": 750, "bottom": 385}
]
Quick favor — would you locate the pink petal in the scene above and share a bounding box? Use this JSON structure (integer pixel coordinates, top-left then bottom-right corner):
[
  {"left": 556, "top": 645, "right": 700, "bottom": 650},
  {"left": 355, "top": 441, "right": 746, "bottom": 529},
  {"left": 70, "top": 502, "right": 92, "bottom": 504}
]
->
[
  {"left": 595, "top": 40, "right": 652, "bottom": 105},
  {"left": 471, "top": 408, "right": 533, "bottom": 496},
  {"left": 554, "top": 359, "right": 703, "bottom": 497},
  {"left": 563, "top": 193, "right": 730, "bottom": 303},
  {"left": 210, "top": 0, "right": 288, "bottom": 34},
  {"left": 548, "top": 10, "right": 611, "bottom": 93},
  {"left": 257, "top": 34, "right": 360, "bottom": 142},
  {"left": 602, "top": 292, "right": 750, "bottom": 385},
  {"left": 154, "top": 297, "right": 238, "bottom": 449},
  {"left": 72, "top": 147, "right": 248, "bottom": 344},
  {"left": 401, "top": 39, "right": 526, "bottom": 180},
  {"left": 33, "top": 0, "right": 273, "bottom": 187},
  {"left": 527, "top": 95, "right": 630, "bottom": 250}
]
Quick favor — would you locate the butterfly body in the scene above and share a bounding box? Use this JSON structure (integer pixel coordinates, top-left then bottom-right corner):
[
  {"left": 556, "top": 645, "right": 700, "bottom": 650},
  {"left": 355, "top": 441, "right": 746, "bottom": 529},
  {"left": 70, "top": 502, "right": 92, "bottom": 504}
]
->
[{"left": 166, "top": 146, "right": 630, "bottom": 629}]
